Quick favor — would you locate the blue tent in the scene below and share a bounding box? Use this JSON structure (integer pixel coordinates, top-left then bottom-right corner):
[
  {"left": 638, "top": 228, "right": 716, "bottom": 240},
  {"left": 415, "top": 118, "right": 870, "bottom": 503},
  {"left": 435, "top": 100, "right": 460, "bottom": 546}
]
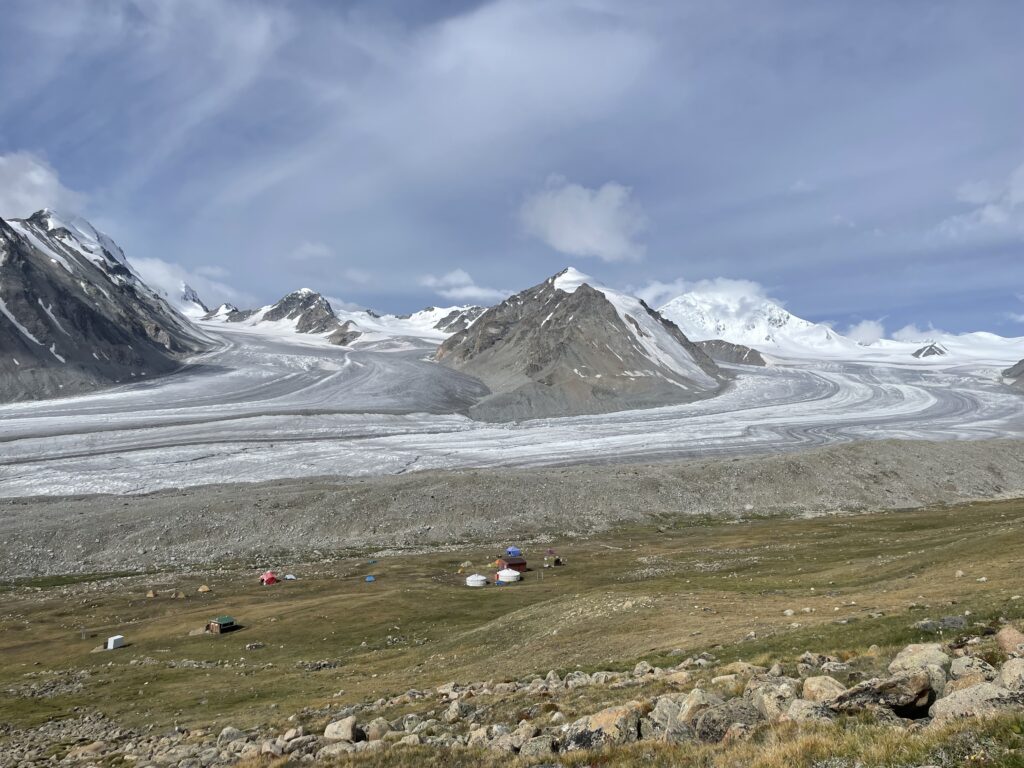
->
[
  {"left": 364, "top": 575, "right": 376, "bottom": 583},
  {"left": 506, "top": 546, "right": 522, "bottom": 557}
]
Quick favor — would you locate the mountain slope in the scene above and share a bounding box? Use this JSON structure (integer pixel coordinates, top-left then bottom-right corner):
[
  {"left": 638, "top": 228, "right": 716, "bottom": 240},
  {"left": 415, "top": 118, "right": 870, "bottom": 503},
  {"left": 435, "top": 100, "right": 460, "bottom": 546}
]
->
[
  {"left": 0, "top": 210, "right": 210, "bottom": 402},
  {"left": 436, "top": 267, "right": 725, "bottom": 421},
  {"left": 659, "top": 287, "right": 859, "bottom": 356},
  {"left": 1005, "top": 359, "right": 1024, "bottom": 390}
]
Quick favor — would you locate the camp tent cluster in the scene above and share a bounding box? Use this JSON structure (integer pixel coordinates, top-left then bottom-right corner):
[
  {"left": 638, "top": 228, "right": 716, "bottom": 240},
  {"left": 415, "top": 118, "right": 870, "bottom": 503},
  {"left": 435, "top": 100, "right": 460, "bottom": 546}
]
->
[{"left": 464, "top": 545, "right": 552, "bottom": 587}]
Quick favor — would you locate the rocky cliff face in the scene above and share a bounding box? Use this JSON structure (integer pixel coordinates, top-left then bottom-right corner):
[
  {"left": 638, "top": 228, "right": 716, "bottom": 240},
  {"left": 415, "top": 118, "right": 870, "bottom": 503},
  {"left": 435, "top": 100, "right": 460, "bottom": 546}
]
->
[
  {"left": 436, "top": 268, "right": 725, "bottom": 421},
  {"left": 0, "top": 210, "right": 210, "bottom": 402}
]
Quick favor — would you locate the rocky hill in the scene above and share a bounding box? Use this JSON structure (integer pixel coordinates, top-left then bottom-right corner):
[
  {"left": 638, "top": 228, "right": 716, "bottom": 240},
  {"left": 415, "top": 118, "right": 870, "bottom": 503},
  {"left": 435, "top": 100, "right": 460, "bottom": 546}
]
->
[
  {"left": 436, "top": 267, "right": 725, "bottom": 421},
  {"left": 0, "top": 210, "right": 210, "bottom": 402}
]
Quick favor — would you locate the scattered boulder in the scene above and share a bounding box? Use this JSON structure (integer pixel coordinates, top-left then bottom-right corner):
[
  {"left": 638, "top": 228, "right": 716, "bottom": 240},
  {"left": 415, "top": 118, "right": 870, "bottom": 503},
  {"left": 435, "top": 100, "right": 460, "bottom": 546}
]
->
[
  {"left": 217, "top": 726, "right": 245, "bottom": 746},
  {"left": 744, "top": 675, "right": 802, "bottom": 720},
  {"left": 694, "top": 698, "right": 762, "bottom": 742},
  {"left": 951, "top": 656, "right": 997, "bottom": 681},
  {"left": 561, "top": 701, "right": 644, "bottom": 751},
  {"left": 640, "top": 695, "right": 695, "bottom": 743},
  {"left": 828, "top": 669, "right": 937, "bottom": 718},
  {"left": 678, "top": 688, "right": 722, "bottom": 724},
  {"left": 996, "top": 626, "right": 1024, "bottom": 656},
  {"left": 784, "top": 699, "right": 834, "bottom": 722},
  {"left": 519, "top": 735, "right": 555, "bottom": 757},
  {"left": 364, "top": 717, "right": 392, "bottom": 741},
  {"left": 324, "top": 716, "right": 364, "bottom": 743},
  {"left": 929, "top": 683, "right": 1024, "bottom": 723},
  {"left": 997, "top": 659, "right": 1024, "bottom": 691},
  {"left": 888, "top": 644, "right": 951, "bottom": 674},
  {"left": 802, "top": 675, "right": 846, "bottom": 702}
]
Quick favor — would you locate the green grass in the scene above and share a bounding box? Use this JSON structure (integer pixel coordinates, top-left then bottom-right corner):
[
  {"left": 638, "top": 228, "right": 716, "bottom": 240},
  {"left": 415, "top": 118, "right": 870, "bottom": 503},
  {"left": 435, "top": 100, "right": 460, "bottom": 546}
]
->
[{"left": 1, "top": 497, "right": 1023, "bottom": 740}]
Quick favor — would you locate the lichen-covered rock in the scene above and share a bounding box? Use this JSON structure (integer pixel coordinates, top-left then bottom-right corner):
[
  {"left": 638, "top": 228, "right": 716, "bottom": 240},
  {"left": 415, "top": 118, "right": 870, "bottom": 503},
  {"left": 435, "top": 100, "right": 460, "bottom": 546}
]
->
[
  {"left": 694, "top": 698, "right": 762, "bottom": 742},
  {"left": 929, "top": 683, "right": 1024, "bottom": 722},
  {"left": 828, "top": 669, "right": 937, "bottom": 717},
  {"left": 561, "top": 701, "right": 645, "bottom": 751},
  {"left": 784, "top": 699, "right": 834, "bottom": 722},
  {"left": 639, "top": 695, "right": 695, "bottom": 743},
  {"left": 324, "top": 716, "right": 364, "bottom": 743},
  {"left": 744, "top": 675, "right": 802, "bottom": 721},
  {"left": 997, "top": 626, "right": 1024, "bottom": 656},
  {"left": 888, "top": 644, "right": 951, "bottom": 674},
  {"left": 951, "top": 656, "right": 997, "bottom": 681},
  {"left": 996, "top": 659, "right": 1024, "bottom": 692},
  {"left": 678, "top": 688, "right": 722, "bottom": 724},
  {"left": 802, "top": 676, "right": 846, "bottom": 702},
  {"left": 519, "top": 735, "right": 555, "bottom": 757}
]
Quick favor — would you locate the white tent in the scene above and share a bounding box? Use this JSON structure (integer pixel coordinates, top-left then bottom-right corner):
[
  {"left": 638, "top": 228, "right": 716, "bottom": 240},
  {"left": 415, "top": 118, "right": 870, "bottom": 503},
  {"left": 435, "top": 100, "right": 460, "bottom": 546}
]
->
[
  {"left": 106, "top": 635, "right": 125, "bottom": 650},
  {"left": 496, "top": 568, "right": 521, "bottom": 583},
  {"left": 465, "top": 574, "right": 488, "bottom": 587}
]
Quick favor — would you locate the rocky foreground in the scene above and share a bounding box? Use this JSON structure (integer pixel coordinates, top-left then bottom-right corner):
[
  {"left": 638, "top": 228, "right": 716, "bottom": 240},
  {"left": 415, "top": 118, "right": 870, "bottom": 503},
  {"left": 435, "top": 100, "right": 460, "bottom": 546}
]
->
[{"left": 5, "top": 621, "right": 1023, "bottom": 766}]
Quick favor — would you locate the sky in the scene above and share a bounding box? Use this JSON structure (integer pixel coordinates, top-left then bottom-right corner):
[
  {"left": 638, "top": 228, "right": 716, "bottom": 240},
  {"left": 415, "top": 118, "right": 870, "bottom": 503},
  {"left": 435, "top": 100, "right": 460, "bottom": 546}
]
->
[{"left": 0, "top": 0, "right": 1022, "bottom": 337}]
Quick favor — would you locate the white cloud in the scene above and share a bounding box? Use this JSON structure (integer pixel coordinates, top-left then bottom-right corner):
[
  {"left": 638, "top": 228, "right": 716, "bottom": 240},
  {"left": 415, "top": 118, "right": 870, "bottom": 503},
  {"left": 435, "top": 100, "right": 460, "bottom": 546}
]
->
[
  {"left": 633, "top": 278, "right": 690, "bottom": 308},
  {"left": 132, "top": 256, "right": 254, "bottom": 311},
  {"left": 1008, "top": 313, "right": 1024, "bottom": 323},
  {"left": 846, "top": 319, "right": 886, "bottom": 345},
  {"left": 419, "top": 269, "right": 509, "bottom": 303},
  {"left": 634, "top": 276, "right": 781, "bottom": 312},
  {"left": 0, "top": 151, "right": 85, "bottom": 219},
  {"left": 892, "top": 323, "right": 945, "bottom": 342},
  {"left": 940, "top": 161, "right": 1024, "bottom": 239},
  {"left": 520, "top": 176, "right": 647, "bottom": 262}
]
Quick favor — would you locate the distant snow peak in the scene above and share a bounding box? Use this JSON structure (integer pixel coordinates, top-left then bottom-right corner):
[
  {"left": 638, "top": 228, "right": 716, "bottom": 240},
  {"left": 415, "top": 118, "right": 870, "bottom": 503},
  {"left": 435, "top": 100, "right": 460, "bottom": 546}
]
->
[{"left": 658, "top": 284, "right": 859, "bottom": 355}]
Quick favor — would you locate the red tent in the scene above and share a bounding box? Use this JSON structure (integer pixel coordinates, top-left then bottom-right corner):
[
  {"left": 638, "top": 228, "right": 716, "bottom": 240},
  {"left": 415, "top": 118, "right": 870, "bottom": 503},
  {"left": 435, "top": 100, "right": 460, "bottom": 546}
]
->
[{"left": 260, "top": 570, "right": 278, "bottom": 585}]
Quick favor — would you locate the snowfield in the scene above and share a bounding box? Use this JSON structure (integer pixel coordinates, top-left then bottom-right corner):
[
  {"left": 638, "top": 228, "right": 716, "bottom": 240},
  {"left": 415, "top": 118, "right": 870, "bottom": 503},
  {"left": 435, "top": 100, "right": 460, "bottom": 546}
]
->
[{"left": 0, "top": 323, "right": 1021, "bottom": 498}]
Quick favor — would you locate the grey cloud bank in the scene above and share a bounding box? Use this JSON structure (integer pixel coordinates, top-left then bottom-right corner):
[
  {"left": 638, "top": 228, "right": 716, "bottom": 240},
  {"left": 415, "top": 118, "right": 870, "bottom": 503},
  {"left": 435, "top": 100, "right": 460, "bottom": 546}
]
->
[{"left": 0, "top": 0, "right": 1022, "bottom": 334}]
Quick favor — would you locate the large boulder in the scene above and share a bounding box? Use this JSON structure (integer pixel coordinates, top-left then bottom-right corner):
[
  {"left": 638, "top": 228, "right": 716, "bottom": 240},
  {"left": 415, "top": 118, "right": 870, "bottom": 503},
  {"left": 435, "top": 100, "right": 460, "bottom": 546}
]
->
[
  {"left": 744, "top": 675, "right": 802, "bottom": 721},
  {"left": 324, "top": 716, "right": 365, "bottom": 743},
  {"left": 678, "top": 688, "right": 722, "bottom": 724},
  {"left": 364, "top": 717, "right": 392, "bottom": 741},
  {"left": 519, "top": 735, "right": 555, "bottom": 757},
  {"left": 784, "top": 699, "right": 834, "bottom": 722},
  {"left": 888, "top": 644, "right": 951, "bottom": 674},
  {"left": 828, "top": 669, "right": 937, "bottom": 718},
  {"left": 694, "top": 698, "right": 762, "bottom": 742},
  {"left": 996, "top": 626, "right": 1024, "bottom": 656},
  {"left": 997, "top": 659, "right": 1024, "bottom": 692},
  {"left": 561, "top": 701, "right": 645, "bottom": 751},
  {"left": 951, "top": 656, "right": 997, "bottom": 681},
  {"left": 929, "top": 683, "right": 1024, "bottom": 722},
  {"left": 639, "top": 695, "right": 695, "bottom": 743},
  {"left": 802, "top": 676, "right": 846, "bottom": 702}
]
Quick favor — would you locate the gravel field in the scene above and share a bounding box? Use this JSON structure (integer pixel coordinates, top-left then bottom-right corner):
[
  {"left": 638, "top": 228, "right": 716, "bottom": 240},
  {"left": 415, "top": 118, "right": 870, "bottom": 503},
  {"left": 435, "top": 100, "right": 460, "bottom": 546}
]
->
[{"left": 3, "top": 438, "right": 1023, "bottom": 579}]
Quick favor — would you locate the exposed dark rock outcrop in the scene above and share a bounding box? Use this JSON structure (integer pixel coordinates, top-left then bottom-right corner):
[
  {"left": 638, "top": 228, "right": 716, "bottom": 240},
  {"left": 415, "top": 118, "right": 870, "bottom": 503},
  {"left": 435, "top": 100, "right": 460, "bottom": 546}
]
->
[
  {"left": 913, "top": 343, "right": 948, "bottom": 358},
  {"left": 0, "top": 210, "right": 210, "bottom": 402},
  {"left": 695, "top": 339, "right": 766, "bottom": 366},
  {"left": 433, "top": 306, "right": 485, "bottom": 334},
  {"left": 205, "top": 289, "right": 363, "bottom": 346},
  {"left": 436, "top": 268, "right": 725, "bottom": 421}
]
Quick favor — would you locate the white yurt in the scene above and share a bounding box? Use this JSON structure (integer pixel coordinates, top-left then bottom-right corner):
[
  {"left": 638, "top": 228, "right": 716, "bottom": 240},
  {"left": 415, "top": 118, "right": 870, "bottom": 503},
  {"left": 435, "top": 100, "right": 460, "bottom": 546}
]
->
[
  {"left": 496, "top": 568, "right": 521, "bottom": 583},
  {"left": 465, "top": 574, "right": 488, "bottom": 588}
]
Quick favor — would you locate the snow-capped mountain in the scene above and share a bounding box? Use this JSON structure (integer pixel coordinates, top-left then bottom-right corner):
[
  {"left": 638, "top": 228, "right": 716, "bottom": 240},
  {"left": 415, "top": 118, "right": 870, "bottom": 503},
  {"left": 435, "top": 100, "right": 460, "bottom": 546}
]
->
[
  {"left": 436, "top": 267, "right": 724, "bottom": 421},
  {"left": 205, "top": 289, "right": 362, "bottom": 346},
  {"left": 1006, "top": 359, "right": 1024, "bottom": 390},
  {"left": 178, "top": 283, "right": 208, "bottom": 318},
  {"left": 202, "top": 293, "right": 486, "bottom": 349},
  {"left": 0, "top": 210, "right": 210, "bottom": 401},
  {"left": 658, "top": 287, "right": 859, "bottom": 355}
]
